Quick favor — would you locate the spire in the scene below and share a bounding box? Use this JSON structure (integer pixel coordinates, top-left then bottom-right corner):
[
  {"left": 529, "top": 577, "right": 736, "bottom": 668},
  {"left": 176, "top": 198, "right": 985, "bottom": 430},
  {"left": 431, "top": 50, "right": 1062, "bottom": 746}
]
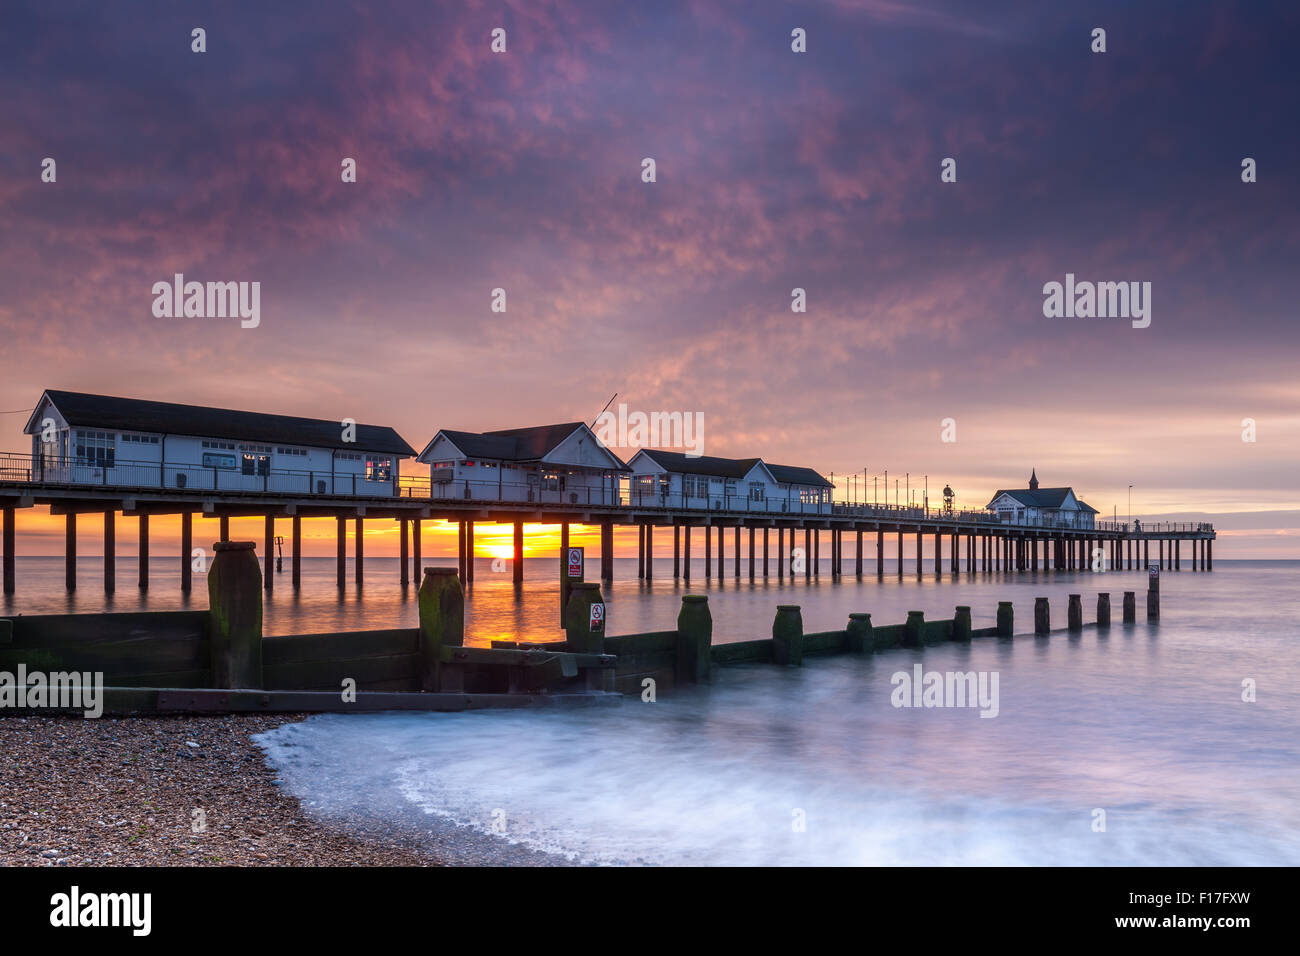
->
[{"left": 1029, "top": 469, "right": 1039, "bottom": 491}]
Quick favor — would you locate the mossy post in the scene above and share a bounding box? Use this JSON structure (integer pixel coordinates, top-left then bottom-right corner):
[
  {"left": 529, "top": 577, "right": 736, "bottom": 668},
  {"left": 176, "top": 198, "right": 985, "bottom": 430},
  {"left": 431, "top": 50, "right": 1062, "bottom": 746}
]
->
[
  {"left": 564, "top": 581, "right": 605, "bottom": 654},
  {"left": 846, "top": 613, "right": 874, "bottom": 653},
  {"left": 903, "top": 610, "right": 925, "bottom": 648},
  {"left": 1097, "top": 593, "right": 1111, "bottom": 628},
  {"left": 208, "top": 541, "right": 263, "bottom": 689},
  {"left": 418, "top": 567, "right": 464, "bottom": 692},
  {"left": 1034, "top": 597, "right": 1050, "bottom": 635},
  {"left": 1067, "top": 594, "right": 1083, "bottom": 631},
  {"left": 996, "top": 601, "right": 1014, "bottom": 637},
  {"left": 1123, "top": 591, "right": 1136, "bottom": 623},
  {"left": 676, "top": 595, "right": 712, "bottom": 684},
  {"left": 772, "top": 605, "right": 803, "bottom": 665},
  {"left": 952, "top": 606, "right": 972, "bottom": 642}
]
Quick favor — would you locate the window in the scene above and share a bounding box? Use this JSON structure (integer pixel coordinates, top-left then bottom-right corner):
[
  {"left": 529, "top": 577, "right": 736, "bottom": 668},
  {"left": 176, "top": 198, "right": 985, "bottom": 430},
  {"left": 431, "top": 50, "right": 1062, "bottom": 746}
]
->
[
  {"left": 203, "top": 440, "right": 235, "bottom": 451},
  {"left": 337, "top": 451, "right": 361, "bottom": 461},
  {"left": 74, "top": 430, "right": 115, "bottom": 468},
  {"left": 749, "top": 482, "right": 765, "bottom": 501},
  {"left": 366, "top": 455, "right": 393, "bottom": 481},
  {"left": 682, "top": 476, "right": 697, "bottom": 497},
  {"left": 540, "top": 471, "right": 566, "bottom": 492},
  {"left": 276, "top": 446, "right": 307, "bottom": 457},
  {"left": 242, "top": 453, "right": 271, "bottom": 476},
  {"left": 121, "top": 433, "right": 159, "bottom": 445}
]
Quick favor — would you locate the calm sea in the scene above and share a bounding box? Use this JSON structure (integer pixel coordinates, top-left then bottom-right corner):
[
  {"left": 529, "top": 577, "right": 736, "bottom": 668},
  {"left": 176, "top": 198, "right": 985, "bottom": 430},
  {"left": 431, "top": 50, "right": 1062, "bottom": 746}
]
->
[{"left": 8, "top": 557, "right": 1299, "bottom": 865}]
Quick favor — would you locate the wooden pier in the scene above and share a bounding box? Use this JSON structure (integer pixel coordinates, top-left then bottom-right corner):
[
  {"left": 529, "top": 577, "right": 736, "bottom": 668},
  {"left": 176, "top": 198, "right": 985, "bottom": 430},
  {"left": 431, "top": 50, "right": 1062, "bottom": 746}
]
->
[{"left": 0, "top": 475, "right": 1215, "bottom": 596}]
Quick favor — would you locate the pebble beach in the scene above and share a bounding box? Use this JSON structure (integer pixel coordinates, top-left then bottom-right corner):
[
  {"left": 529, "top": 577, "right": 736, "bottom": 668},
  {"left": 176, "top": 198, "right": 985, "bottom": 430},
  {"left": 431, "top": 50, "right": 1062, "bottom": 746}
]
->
[{"left": 0, "top": 714, "right": 444, "bottom": 867}]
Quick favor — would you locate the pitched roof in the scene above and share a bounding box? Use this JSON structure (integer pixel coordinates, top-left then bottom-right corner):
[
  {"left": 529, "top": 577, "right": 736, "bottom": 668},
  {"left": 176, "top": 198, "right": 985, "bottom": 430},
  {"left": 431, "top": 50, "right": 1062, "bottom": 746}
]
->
[
  {"left": 636, "top": 450, "right": 832, "bottom": 487},
  {"left": 636, "top": 449, "right": 762, "bottom": 478},
  {"left": 766, "top": 462, "right": 834, "bottom": 488},
  {"left": 986, "top": 486, "right": 1098, "bottom": 512},
  {"left": 429, "top": 423, "right": 630, "bottom": 471},
  {"left": 31, "top": 390, "right": 416, "bottom": 456}
]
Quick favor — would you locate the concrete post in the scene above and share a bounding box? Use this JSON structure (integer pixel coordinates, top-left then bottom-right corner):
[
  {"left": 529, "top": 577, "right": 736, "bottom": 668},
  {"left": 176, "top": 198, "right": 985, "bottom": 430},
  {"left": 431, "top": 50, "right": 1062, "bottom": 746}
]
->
[
  {"left": 952, "top": 605, "right": 972, "bottom": 642},
  {"left": 675, "top": 595, "right": 712, "bottom": 684},
  {"left": 208, "top": 541, "right": 263, "bottom": 689},
  {"left": 997, "top": 601, "right": 1014, "bottom": 637},
  {"left": 772, "top": 605, "right": 803, "bottom": 665},
  {"left": 903, "top": 610, "right": 926, "bottom": 647},
  {"left": 846, "top": 612, "right": 874, "bottom": 653},
  {"left": 1034, "top": 597, "right": 1050, "bottom": 635},
  {"left": 1123, "top": 591, "right": 1136, "bottom": 623},
  {"left": 418, "top": 567, "right": 464, "bottom": 692},
  {"left": 1097, "top": 592, "right": 1111, "bottom": 628},
  {"left": 1067, "top": 594, "right": 1082, "bottom": 630}
]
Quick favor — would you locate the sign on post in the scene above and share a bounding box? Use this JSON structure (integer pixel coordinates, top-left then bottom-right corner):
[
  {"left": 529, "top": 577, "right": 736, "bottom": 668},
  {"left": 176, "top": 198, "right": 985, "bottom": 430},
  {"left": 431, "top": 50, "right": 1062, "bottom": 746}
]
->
[
  {"left": 567, "top": 547, "right": 584, "bottom": 579},
  {"left": 589, "top": 602, "right": 605, "bottom": 632}
]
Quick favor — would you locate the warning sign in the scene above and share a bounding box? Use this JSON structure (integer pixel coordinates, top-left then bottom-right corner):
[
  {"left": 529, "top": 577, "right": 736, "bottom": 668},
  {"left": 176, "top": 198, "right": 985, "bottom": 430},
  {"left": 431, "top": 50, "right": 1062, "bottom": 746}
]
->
[
  {"left": 589, "top": 602, "right": 605, "bottom": 632},
  {"left": 1148, "top": 565, "right": 1160, "bottom": 578},
  {"left": 567, "top": 547, "right": 584, "bottom": 579}
]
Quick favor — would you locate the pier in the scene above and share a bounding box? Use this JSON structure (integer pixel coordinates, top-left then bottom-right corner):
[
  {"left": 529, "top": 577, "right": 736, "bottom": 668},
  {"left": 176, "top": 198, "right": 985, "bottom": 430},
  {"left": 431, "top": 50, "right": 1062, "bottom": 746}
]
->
[{"left": 0, "top": 456, "right": 1215, "bottom": 596}]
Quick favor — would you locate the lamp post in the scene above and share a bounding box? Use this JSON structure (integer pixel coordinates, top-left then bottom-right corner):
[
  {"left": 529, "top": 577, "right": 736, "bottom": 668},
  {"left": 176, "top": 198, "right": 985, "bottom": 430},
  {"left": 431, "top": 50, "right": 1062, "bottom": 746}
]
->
[{"left": 1128, "top": 485, "right": 1132, "bottom": 527}]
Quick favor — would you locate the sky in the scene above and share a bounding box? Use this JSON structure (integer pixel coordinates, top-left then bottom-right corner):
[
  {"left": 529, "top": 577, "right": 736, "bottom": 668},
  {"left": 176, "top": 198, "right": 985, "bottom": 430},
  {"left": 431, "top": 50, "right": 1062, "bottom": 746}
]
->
[{"left": 1, "top": 0, "right": 1297, "bottom": 558}]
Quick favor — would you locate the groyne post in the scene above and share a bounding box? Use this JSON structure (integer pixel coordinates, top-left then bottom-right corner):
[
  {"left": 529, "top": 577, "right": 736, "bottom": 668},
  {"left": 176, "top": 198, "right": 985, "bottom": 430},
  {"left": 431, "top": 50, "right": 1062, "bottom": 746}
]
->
[
  {"left": 418, "top": 567, "right": 464, "bottom": 692},
  {"left": 1034, "top": 597, "right": 1050, "bottom": 635},
  {"left": 1067, "top": 594, "right": 1083, "bottom": 631},
  {"left": 208, "top": 541, "right": 263, "bottom": 689},
  {"left": 1123, "top": 590, "right": 1136, "bottom": 623},
  {"left": 1097, "top": 592, "right": 1111, "bottom": 628},
  {"left": 1147, "top": 566, "right": 1160, "bottom": 620},
  {"left": 676, "top": 595, "right": 712, "bottom": 684},
  {"left": 903, "top": 610, "right": 925, "bottom": 647},
  {"left": 952, "top": 605, "right": 972, "bottom": 642},
  {"left": 846, "top": 612, "right": 874, "bottom": 653},
  {"left": 996, "top": 601, "right": 1014, "bottom": 636},
  {"left": 772, "top": 605, "right": 803, "bottom": 665}
]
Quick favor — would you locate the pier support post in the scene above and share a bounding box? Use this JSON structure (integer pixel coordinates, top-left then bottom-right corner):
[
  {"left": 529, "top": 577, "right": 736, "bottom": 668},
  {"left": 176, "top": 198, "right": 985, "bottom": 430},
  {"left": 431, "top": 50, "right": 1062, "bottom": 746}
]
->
[
  {"left": 897, "top": 530, "right": 903, "bottom": 577},
  {"left": 673, "top": 525, "right": 680, "bottom": 579},
  {"left": 1, "top": 506, "right": 14, "bottom": 595},
  {"left": 953, "top": 606, "right": 972, "bottom": 642},
  {"left": 399, "top": 519, "right": 409, "bottom": 586},
  {"left": 1097, "top": 592, "right": 1111, "bottom": 628},
  {"left": 705, "top": 525, "right": 712, "bottom": 578},
  {"left": 138, "top": 514, "right": 149, "bottom": 590},
  {"left": 292, "top": 516, "right": 302, "bottom": 589},
  {"left": 219, "top": 516, "right": 230, "bottom": 543},
  {"left": 465, "top": 521, "right": 474, "bottom": 583},
  {"left": 458, "top": 521, "right": 466, "bottom": 584},
  {"left": 208, "top": 541, "right": 263, "bottom": 689},
  {"left": 646, "top": 524, "right": 654, "bottom": 581},
  {"left": 417, "top": 567, "right": 464, "bottom": 692},
  {"left": 807, "top": 528, "right": 814, "bottom": 579},
  {"left": 683, "top": 525, "right": 692, "bottom": 582},
  {"left": 637, "top": 524, "right": 645, "bottom": 579},
  {"left": 513, "top": 521, "right": 524, "bottom": 584},
  {"left": 413, "top": 518, "right": 422, "bottom": 583},
  {"left": 1034, "top": 597, "right": 1050, "bottom": 635},
  {"left": 847, "top": 612, "right": 874, "bottom": 653},
  {"left": 772, "top": 605, "right": 804, "bottom": 665},
  {"left": 1123, "top": 591, "right": 1136, "bottom": 623},
  {"left": 262, "top": 515, "right": 273, "bottom": 593},
  {"left": 1067, "top": 594, "right": 1083, "bottom": 631},
  {"left": 558, "top": 522, "right": 571, "bottom": 624},
  {"left": 776, "top": 527, "right": 784, "bottom": 579},
  {"left": 749, "top": 526, "right": 755, "bottom": 581},
  {"left": 602, "top": 522, "right": 613, "bottom": 582},
  {"left": 1207, "top": 540, "right": 1213, "bottom": 571},
  {"left": 735, "top": 526, "right": 741, "bottom": 580},
  {"left": 915, "top": 530, "right": 923, "bottom": 577},
  {"left": 676, "top": 595, "right": 712, "bottom": 684},
  {"left": 336, "top": 517, "right": 346, "bottom": 588},
  {"left": 65, "top": 513, "right": 76, "bottom": 591},
  {"left": 180, "top": 512, "right": 192, "bottom": 593},
  {"left": 876, "top": 530, "right": 883, "bottom": 579},
  {"left": 763, "top": 527, "right": 769, "bottom": 577},
  {"left": 855, "top": 530, "right": 863, "bottom": 578},
  {"left": 997, "top": 601, "right": 1014, "bottom": 637},
  {"left": 103, "top": 510, "right": 115, "bottom": 594},
  {"left": 1175, "top": 539, "right": 1181, "bottom": 571}
]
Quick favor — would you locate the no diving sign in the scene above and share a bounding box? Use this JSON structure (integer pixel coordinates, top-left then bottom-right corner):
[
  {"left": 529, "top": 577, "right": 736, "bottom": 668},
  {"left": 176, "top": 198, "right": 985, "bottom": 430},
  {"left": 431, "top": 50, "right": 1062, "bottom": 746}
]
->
[
  {"left": 589, "top": 602, "right": 605, "bottom": 632},
  {"left": 567, "top": 547, "right": 584, "bottom": 579}
]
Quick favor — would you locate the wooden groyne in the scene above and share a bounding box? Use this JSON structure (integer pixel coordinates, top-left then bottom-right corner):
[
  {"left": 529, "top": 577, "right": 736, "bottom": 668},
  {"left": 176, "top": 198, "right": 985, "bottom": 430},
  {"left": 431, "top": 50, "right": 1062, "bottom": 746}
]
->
[{"left": 0, "top": 540, "right": 1164, "bottom": 716}]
